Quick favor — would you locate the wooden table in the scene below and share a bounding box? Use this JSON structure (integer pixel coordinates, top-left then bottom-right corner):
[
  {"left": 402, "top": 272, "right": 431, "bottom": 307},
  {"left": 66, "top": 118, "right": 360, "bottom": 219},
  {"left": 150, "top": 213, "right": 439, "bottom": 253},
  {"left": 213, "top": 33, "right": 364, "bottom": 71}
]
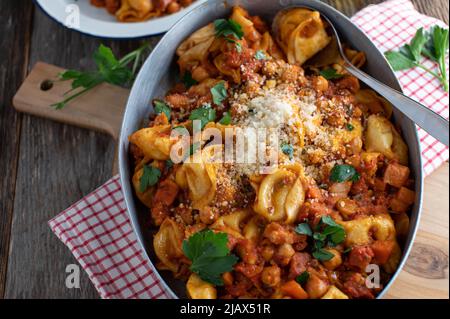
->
[{"left": 0, "top": 0, "right": 448, "bottom": 299}]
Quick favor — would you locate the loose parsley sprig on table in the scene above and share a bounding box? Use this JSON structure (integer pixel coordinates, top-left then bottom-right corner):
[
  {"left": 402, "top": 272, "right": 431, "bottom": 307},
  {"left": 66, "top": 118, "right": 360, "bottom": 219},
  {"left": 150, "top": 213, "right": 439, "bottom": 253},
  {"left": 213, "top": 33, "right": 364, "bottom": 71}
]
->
[
  {"left": 385, "top": 26, "right": 449, "bottom": 92},
  {"left": 182, "top": 230, "right": 238, "bottom": 286},
  {"left": 52, "top": 43, "right": 150, "bottom": 109}
]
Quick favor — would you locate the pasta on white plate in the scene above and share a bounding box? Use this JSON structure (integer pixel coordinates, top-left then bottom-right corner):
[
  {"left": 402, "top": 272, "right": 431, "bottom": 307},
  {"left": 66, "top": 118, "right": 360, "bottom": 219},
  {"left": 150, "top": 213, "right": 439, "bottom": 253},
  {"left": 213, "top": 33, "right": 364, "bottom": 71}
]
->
[{"left": 90, "top": 0, "right": 196, "bottom": 22}]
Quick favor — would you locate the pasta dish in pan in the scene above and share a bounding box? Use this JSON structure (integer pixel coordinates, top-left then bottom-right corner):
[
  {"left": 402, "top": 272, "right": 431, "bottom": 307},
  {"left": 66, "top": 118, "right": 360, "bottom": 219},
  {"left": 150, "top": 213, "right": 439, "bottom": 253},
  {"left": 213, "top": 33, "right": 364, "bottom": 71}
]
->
[
  {"left": 90, "top": 0, "right": 195, "bottom": 22},
  {"left": 128, "top": 6, "right": 415, "bottom": 299}
]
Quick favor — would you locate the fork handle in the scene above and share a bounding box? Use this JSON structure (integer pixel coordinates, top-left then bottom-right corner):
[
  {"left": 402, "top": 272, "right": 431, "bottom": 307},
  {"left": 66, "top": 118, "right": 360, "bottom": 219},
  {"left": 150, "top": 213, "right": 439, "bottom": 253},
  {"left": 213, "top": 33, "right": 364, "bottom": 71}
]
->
[{"left": 345, "top": 63, "right": 449, "bottom": 147}]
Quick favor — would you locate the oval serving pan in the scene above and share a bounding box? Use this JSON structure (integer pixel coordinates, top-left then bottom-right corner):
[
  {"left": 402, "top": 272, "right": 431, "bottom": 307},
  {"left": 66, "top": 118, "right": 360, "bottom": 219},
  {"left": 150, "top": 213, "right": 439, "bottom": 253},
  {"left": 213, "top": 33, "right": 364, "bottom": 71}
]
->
[{"left": 119, "top": 0, "right": 424, "bottom": 299}]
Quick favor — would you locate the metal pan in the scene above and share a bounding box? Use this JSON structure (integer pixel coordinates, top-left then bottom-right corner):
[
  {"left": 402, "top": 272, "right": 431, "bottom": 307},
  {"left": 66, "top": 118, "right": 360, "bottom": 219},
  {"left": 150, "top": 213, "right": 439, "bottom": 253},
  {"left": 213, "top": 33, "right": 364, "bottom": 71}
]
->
[{"left": 119, "top": 0, "right": 424, "bottom": 299}]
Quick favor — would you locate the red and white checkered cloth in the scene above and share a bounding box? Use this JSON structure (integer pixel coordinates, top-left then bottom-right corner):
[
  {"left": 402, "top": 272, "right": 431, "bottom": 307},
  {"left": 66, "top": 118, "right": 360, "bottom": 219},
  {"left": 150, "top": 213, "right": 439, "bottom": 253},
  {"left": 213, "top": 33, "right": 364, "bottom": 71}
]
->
[{"left": 49, "top": 0, "right": 449, "bottom": 299}]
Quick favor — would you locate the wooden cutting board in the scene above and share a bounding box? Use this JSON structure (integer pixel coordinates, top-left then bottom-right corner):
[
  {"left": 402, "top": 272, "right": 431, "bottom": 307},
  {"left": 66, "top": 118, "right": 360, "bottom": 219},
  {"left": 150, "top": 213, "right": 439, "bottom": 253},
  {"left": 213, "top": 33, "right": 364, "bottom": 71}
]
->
[{"left": 13, "top": 62, "right": 449, "bottom": 299}]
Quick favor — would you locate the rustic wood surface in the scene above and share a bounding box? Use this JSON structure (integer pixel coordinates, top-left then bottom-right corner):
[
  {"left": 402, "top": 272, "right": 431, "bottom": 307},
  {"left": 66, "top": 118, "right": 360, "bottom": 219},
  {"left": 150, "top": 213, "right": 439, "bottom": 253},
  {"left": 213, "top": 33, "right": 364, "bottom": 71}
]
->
[{"left": 0, "top": 0, "right": 448, "bottom": 299}]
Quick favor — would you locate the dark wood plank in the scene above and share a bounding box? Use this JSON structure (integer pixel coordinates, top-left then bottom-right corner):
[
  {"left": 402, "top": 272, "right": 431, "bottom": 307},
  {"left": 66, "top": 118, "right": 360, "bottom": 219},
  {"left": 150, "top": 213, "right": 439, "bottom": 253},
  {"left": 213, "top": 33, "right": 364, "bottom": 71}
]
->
[
  {"left": 0, "top": 0, "right": 33, "bottom": 298},
  {"left": 3, "top": 8, "right": 157, "bottom": 299}
]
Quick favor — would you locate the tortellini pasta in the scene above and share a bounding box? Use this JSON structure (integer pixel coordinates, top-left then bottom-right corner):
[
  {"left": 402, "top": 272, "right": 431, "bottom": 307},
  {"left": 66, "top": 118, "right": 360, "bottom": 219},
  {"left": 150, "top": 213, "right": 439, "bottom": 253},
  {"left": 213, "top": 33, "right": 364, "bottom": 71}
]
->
[
  {"left": 175, "top": 146, "right": 222, "bottom": 209},
  {"left": 339, "top": 214, "right": 396, "bottom": 247},
  {"left": 356, "top": 89, "right": 393, "bottom": 119},
  {"left": 211, "top": 209, "right": 251, "bottom": 239},
  {"left": 153, "top": 218, "right": 184, "bottom": 272},
  {"left": 129, "top": 125, "right": 173, "bottom": 161},
  {"left": 116, "top": 0, "right": 158, "bottom": 22},
  {"left": 365, "top": 115, "right": 409, "bottom": 165},
  {"left": 253, "top": 165, "right": 305, "bottom": 224},
  {"left": 132, "top": 166, "right": 155, "bottom": 208},
  {"left": 176, "top": 24, "right": 216, "bottom": 80},
  {"left": 321, "top": 286, "right": 349, "bottom": 299},
  {"left": 186, "top": 274, "right": 217, "bottom": 299},
  {"left": 273, "top": 8, "right": 331, "bottom": 65}
]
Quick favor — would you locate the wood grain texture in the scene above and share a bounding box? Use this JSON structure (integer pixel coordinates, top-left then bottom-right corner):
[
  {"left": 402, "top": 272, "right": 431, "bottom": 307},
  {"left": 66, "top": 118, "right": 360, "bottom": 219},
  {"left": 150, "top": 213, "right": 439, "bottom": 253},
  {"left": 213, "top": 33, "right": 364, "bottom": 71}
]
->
[
  {"left": 3, "top": 8, "right": 153, "bottom": 299},
  {"left": 0, "top": 0, "right": 33, "bottom": 298},
  {"left": 13, "top": 62, "right": 129, "bottom": 140},
  {"left": 0, "top": 0, "right": 448, "bottom": 299},
  {"left": 386, "top": 163, "right": 449, "bottom": 299}
]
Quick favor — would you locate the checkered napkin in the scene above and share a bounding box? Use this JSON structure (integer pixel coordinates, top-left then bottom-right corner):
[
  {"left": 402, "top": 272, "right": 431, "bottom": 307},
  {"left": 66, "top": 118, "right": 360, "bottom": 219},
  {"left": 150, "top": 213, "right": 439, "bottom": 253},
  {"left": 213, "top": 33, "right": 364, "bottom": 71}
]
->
[{"left": 49, "top": 0, "right": 449, "bottom": 299}]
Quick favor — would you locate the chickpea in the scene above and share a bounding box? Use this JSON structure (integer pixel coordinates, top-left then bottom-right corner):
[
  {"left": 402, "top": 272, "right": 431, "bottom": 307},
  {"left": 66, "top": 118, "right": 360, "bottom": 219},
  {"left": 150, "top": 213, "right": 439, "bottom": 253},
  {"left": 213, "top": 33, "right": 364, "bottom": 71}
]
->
[
  {"left": 336, "top": 198, "right": 358, "bottom": 219},
  {"left": 199, "top": 207, "right": 217, "bottom": 225},
  {"left": 274, "top": 243, "right": 295, "bottom": 266},
  {"left": 305, "top": 274, "right": 329, "bottom": 299},
  {"left": 321, "top": 249, "right": 342, "bottom": 270},
  {"left": 166, "top": 1, "right": 181, "bottom": 14},
  {"left": 261, "top": 245, "right": 275, "bottom": 262},
  {"left": 222, "top": 272, "right": 233, "bottom": 286},
  {"left": 129, "top": 0, "right": 152, "bottom": 13},
  {"left": 261, "top": 266, "right": 281, "bottom": 287},
  {"left": 312, "top": 75, "right": 329, "bottom": 93}
]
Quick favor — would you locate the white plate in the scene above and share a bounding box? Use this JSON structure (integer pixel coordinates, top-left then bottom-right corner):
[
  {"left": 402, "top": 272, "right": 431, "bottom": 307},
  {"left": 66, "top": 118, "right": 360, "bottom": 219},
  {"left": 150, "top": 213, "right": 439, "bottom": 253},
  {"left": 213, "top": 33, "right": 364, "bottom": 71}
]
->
[{"left": 35, "top": 0, "right": 207, "bottom": 39}]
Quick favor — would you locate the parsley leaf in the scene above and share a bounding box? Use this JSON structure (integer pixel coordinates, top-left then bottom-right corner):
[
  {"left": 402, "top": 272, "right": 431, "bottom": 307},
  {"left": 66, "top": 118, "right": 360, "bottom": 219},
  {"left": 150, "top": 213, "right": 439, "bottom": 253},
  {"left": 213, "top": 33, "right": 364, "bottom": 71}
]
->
[
  {"left": 214, "top": 18, "right": 244, "bottom": 52},
  {"left": 408, "top": 27, "right": 428, "bottom": 62},
  {"left": 181, "top": 71, "right": 198, "bottom": 88},
  {"left": 214, "top": 19, "right": 244, "bottom": 40},
  {"left": 295, "top": 216, "right": 346, "bottom": 262},
  {"left": 281, "top": 143, "right": 294, "bottom": 160},
  {"left": 139, "top": 165, "right": 161, "bottom": 193},
  {"left": 182, "top": 230, "right": 238, "bottom": 286},
  {"left": 385, "top": 51, "right": 416, "bottom": 70},
  {"left": 313, "top": 249, "right": 335, "bottom": 261},
  {"left": 385, "top": 25, "right": 449, "bottom": 92},
  {"left": 295, "top": 223, "right": 313, "bottom": 237},
  {"left": 219, "top": 111, "right": 232, "bottom": 125},
  {"left": 330, "top": 164, "right": 360, "bottom": 183},
  {"left": 346, "top": 123, "right": 354, "bottom": 131},
  {"left": 52, "top": 43, "right": 149, "bottom": 109},
  {"left": 211, "top": 82, "right": 228, "bottom": 105},
  {"left": 296, "top": 271, "right": 310, "bottom": 285},
  {"left": 154, "top": 100, "right": 171, "bottom": 121},
  {"left": 320, "top": 68, "right": 344, "bottom": 80},
  {"left": 189, "top": 105, "right": 217, "bottom": 129},
  {"left": 255, "top": 50, "right": 267, "bottom": 60},
  {"left": 165, "top": 159, "right": 174, "bottom": 170}
]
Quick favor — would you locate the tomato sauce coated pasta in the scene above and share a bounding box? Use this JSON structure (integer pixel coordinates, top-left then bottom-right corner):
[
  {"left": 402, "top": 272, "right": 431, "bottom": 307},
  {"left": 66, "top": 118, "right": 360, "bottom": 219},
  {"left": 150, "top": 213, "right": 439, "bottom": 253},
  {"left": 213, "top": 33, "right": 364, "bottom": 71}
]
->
[
  {"left": 128, "top": 6, "right": 415, "bottom": 299},
  {"left": 90, "top": 0, "right": 195, "bottom": 22}
]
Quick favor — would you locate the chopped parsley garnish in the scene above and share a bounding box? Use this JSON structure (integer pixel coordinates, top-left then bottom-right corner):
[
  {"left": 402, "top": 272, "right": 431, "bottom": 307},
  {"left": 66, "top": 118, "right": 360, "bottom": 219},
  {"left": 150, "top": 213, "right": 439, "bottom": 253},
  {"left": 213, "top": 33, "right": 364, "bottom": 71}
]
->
[
  {"left": 182, "top": 230, "right": 238, "bottom": 286},
  {"left": 181, "top": 71, "right": 198, "bottom": 88},
  {"left": 210, "top": 82, "right": 228, "bottom": 105},
  {"left": 214, "top": 18, "right": 244, "bottom": 40},
  {"left": 295, "top": 223, "right": 313, "bottom": 237},
  {"left": 255, "top": 50, "right": 267, "bottom": 60},
  {"left": 330, "top": 164, "right": 360, "bottom": 183},
  {"left": 295, "top": 216, "right": 346, "bottom": 262},
  {"left": 154, "top": 100, "right": 171, "bottom": 121},
  {"left": 346, "top": 123, "right": 354, "bottom": 131},
  {"left": 319, "top": 68, "right": 344, "bottom": 80},
  {"left": 385, "top": 26, "right": 449, "bottom": 92},
  {"left": 296, "top": 271, "right": 310, "bottom": 285},
  {"left": 139, "top": 165, "right": 161, "bottom": 193},
  {"left": 312, "top": 249, "right": 335, "bottom": 261},
  {"left": 165, "top": 159, "right": 174, "bottom": 170},
  {"left": 214, "top": 18, "right": 244, "bottom": 52},
  {"left": 189, "top": 104, "right": 217, "bottom": 129},
  {"left": 281, "top": 143, "right": 295, "bottom": 160},
  {"left": 219, "top": 111, "right": 232, "bottom": 125}
]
